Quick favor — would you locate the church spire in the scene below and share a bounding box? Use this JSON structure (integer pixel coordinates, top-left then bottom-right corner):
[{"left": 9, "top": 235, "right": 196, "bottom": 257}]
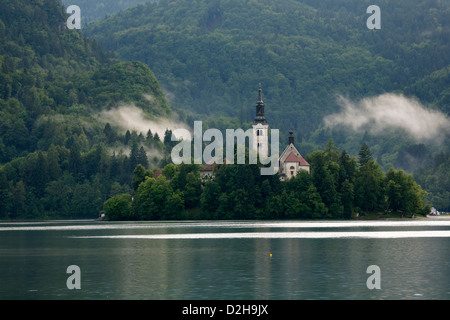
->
[
  {"left": 289, "top": 128, "right": 294, "bottom": 145},
  {"left": 258, "top": 83, "right": 263, "bottom": 102},
  {"left": 254, "top": 83, "right": 267, "bottom": 125}
]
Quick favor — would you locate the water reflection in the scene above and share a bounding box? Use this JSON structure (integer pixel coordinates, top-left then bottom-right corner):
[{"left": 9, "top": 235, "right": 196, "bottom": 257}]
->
[
  {"left": 70, "top": 230, "right": 450, "bottom": 239},
  {"left": 0, "top": 220, "right": 449, "bottom": 299}
]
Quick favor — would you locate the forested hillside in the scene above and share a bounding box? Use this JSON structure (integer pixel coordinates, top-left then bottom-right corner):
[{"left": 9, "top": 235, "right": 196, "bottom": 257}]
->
[
  {"left": 0, "top": 0, "right": 447, "bottom": 218},
  {"left": 60, "top": 0, "right": 156, "bottom": 25},
  {"left": 85, "top": 0, "right": 450, "bottom": 130},
  {"left": 84, "top": 0, "right": 450, "bottom": 211},
  {"left": 0, "top": 0, "right": 174, "bottom": 219}
]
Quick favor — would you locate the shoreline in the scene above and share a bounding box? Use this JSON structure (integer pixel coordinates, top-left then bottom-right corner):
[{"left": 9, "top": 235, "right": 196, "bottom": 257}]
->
[{"left": 1, "top": 215, "right": 449, "bottom": 223}]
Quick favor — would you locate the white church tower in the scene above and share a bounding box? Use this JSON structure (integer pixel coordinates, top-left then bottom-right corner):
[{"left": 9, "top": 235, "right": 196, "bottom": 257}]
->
[{"left": 252, "top": 84, "right": 269, "bottom": 158}]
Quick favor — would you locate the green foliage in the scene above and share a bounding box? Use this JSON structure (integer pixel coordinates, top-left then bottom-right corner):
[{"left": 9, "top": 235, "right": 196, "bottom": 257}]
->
[
  {"left": 414, "top": 152, "right": 450, "bottom": 211},
  {"left": 61, "top": 0, "right": 156, "bottom": 25},
  {"left": 77, "top": 61, "right": 171, "bottom": 116},
  {"left": 85, "top": 0, "right": 450, "bottom": 135},
  {"left": 131, "top": 164, "right": 151, "bottom": 191},
  {"left": 104, "top": 193, "right": 133, "bottom": 221},
  {"left": 83, "top": 0, "right": 450, "bottom": 210},
  {"left": 358, "top": 143, "right": 373, "bottom": 167},
  {"left": 0, "top": 0, "right": 175, "bottom": 219},
  {"left": 133, "top": 174, "right": 185, "bottom": 220},
  {"left": 355, "top": 160, "right": 385, "bottom": 213},
  {"left": 113, "top": 140, "right": 430, "bottom": 221},
  {"left": 200, "top": 180, "right": 221, "bottom": 218},
  {"left": 0, "top": 0, "right": 443, "bottom": 219}
]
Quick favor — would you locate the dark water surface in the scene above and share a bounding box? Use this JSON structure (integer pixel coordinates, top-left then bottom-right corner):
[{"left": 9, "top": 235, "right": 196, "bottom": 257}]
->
[{"left": 1, "top": 219, "right": 449, "bottom": 300}]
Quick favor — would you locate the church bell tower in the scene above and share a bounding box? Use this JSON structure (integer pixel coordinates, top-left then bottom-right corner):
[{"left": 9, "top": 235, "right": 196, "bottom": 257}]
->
[{"left": 252, "top": 84, "right": 269, "bottom": 158}]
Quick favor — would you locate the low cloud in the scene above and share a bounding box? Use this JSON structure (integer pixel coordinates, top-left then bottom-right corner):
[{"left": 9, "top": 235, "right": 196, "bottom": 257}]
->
[
  {"left": 324, "top": 93, "right": 450, "bottom": 142},
  {"left": 98, "top": 104, "right": 191, "bottom": 139}
]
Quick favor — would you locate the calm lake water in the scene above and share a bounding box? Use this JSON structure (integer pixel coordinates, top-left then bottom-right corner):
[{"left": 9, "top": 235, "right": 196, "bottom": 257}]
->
[{"left": 1, "top": 218, "right": 449, "bottom": 300}]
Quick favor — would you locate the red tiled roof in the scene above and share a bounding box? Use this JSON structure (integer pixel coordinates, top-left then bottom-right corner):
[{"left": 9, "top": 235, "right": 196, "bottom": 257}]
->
[
  {"left": 153, "top": 168, "right": 162, "bottom": 178},
  {"left": 285, "top": 152, "right": 310, "bottom": 166},
  {"left": 200, "top": 164, "right": 215, "bottom": 171},
  {"left": 285, "top": 152, "right": 301, "bottom": 162},
  {"left": 299, "top": 157, "right": 310, "bottom": 166}
]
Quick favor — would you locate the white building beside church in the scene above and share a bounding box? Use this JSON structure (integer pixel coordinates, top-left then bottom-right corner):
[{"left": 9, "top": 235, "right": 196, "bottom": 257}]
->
[{"left": 251, "top": 85, "right": 310, "bottom": 180}]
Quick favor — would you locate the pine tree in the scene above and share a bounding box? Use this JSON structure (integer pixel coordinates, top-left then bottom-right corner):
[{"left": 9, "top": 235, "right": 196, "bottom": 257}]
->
[
  {"left": 129, "top": 142, "right": 140, "bottom": 171},
  {"left": 358, "top": 142, "right": 373, "bottom": 167},
  {"left": 124, "top": 130, "right": 131, "bottom": 145},
  {"left": 163, "top": 129, "right": 172, "bottom": 145},
  {"left": 146, "top": 129, "right": 153, "bottom": 141},
  {"left": 137, "top": 146, "right": 149, "bottom": 168},
  {"left": 103, "top": 123, "right": 116, "bottom": 144},
  {"left": 355, "top": 160, "right": 384, "bottom": 213}
]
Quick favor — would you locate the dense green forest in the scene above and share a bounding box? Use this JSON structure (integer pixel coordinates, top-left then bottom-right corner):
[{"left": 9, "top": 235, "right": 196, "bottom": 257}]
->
[
  {"left": 84, "top": 0, "right": 450, "bottom": 131},
  {"left": 0, "top": 0, "right": 447, "bottom": 219},
  {"left": 0, "top": 0, "right": 174, "bottom": 219},
  {"left": 104, "top": 141, "right": 430, "bottom": 220},
  {"left": 61, "top": 0, "right": 156, "bottom": 25},
  {"left": 84, "top": 0, "right": 450, "bottom": 211}
]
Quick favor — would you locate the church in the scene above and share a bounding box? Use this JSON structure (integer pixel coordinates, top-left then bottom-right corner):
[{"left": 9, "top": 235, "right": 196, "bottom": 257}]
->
[
  {"left": 278, "top": 129, "right": 310, "bottom": 180},
  {"left": 252, "top": 85, "right": 310, "bottom": 180}
]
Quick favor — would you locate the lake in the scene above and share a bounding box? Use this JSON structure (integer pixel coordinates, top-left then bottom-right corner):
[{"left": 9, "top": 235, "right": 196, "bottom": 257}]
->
[{"left": 1, "top": 218, "right": 449, "bottom": 300}]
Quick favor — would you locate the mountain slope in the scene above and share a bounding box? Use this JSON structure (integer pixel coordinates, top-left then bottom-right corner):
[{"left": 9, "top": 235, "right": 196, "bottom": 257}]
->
[
  {"left": 84, "top": 0, "right": 450, "bottom": 136},
  {"left": 0, "top": 0, "right": 173, "bottom": 219},
  {"left": 60, "top": 0, "right": 156, "bottom": 25},
  {"left": 83, "top": 0, "right": 450, "bottom": 211}
]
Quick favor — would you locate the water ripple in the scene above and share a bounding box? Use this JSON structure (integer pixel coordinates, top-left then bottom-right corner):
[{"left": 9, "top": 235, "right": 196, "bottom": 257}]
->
[{"left": 70, "top": 230, "right": 450, "bottom": 239}]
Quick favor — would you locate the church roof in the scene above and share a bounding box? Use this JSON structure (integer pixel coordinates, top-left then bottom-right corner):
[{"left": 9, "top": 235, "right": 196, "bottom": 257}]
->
[
  {"left": 285, "top": 151, "right": 310, "bottom": 166},
  {"left": 200, "top": 163, "right": 215, "bottom": 172},
  {"left": 153, "top": 168, "right": 162, "bottom": 179}
]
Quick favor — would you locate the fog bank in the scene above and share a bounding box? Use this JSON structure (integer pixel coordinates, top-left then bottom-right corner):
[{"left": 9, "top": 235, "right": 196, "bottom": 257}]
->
[
  {"left": 324, "top": 93, "right": 450, "bottom": 142},
  {"left": 98, "top": 104, "right": 190, "bottom": 139}
]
